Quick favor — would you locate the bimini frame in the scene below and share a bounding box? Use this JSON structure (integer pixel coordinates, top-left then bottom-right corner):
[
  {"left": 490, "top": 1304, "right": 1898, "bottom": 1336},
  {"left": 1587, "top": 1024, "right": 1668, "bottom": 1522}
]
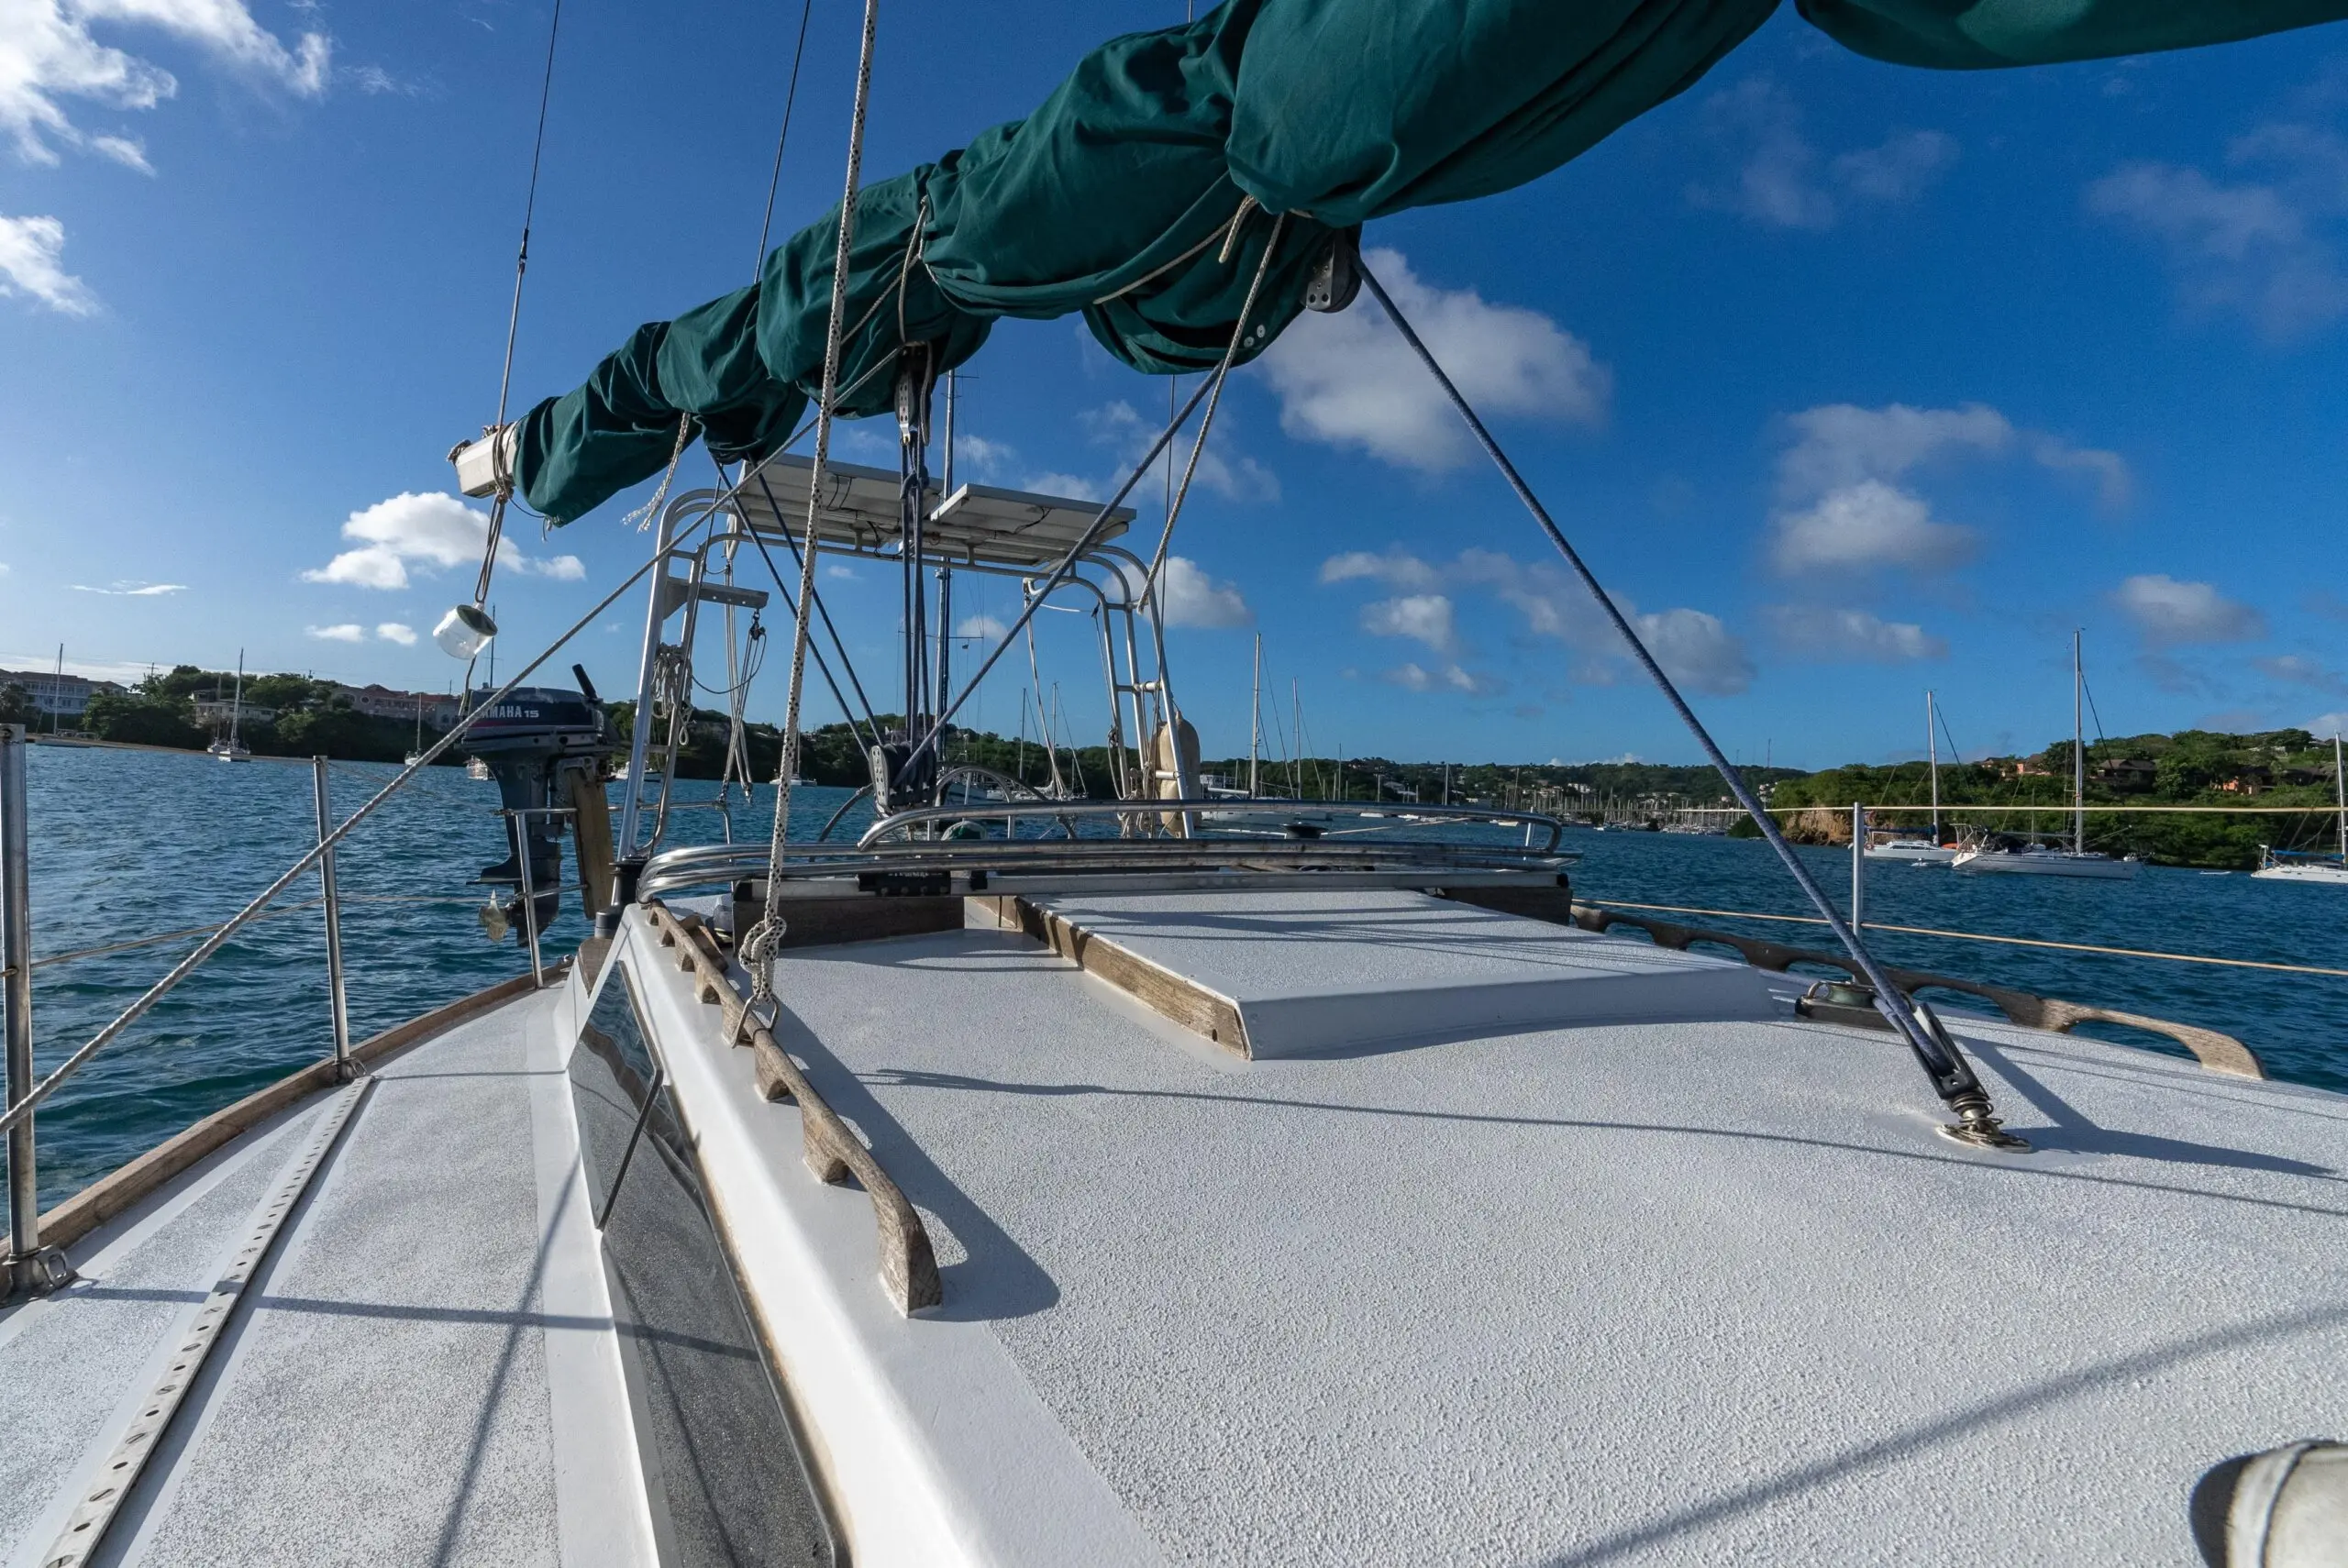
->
[{"left": 641, "top": 455, "right": 1190, "bottom": 818}]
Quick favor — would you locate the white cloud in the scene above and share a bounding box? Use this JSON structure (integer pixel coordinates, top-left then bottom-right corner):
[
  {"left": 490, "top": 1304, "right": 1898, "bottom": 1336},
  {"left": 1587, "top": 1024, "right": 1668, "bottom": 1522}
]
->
[
  {"left": 1688, "top": 79, "right": 1957, "bottom": 231},
  {"left": 2114, "top": 574, "right": 2267, "bottom": 646},
  {"left": 2088, "top": 124, "right": 2348, "bottom": 341},
  {"left": 824, "top": 564, "right": 857, "bottom": 580},
  {"left": 303, "top": 491, "right": 583, "bottom": 590},
  {"left": 1080, "top": 401, "right": 1280, "bottom": 504},
  {"left": 1382, "top": 660, "right": 1498, "bottom": 695},
  {"left": 1318, "top": 549, "right": 1441, "bottom": 591},
  {"left": 0, "top": 649, "right": 150, "bottom": 683},
  {"left": 2029, "top": 435, "right": 2133, "bottom": 511},
  {"left": 2254, "top": 654, "right": 2346, "bottom": 693},
  {"left": 1764, "top": 605, "right": 1946, "bottom": 662},
  {"left": 1771, "top": 480, "right": 1977, "bottom": 573},
  {"left": 0, "top": 214, "right": 95, "bottom": 314},
  {"left": 89, "top": 132, "right": 147, "bottom": 171},
  {"left": 948, "top": 433, "right": 1015, "bottom": 480},
  {"left": 952, "top": 613, "right": 1008, "bottom": 643},
  {"left": 1634, "top": 607, "right": 1754, "bottom": 696},
  {"left": 306, "top": 623, "right": 365, "bottom": 643},
  {"left": 1775, "top": 402, "right": 2014, "bottom": 499},
  {"left": 1767, "top": 402, "right": 2128, "bottom": 575},
  {"left": 1833, "top": 130, "right": 1960, "bottom": 202},
  {"left": 1359, "top": 593, "right": 1456, "bottom": 653},
  {"left": 1327, "top": 545, "right": 1747, "bottom": 693},
  {"left": 1, "top": 0, "right": 329, "bottom": 167},
  {"left": 1024, "top": 471, "right": 1102, "bottom": 504},
  {"left": 375, "top": 621, "right": 415, "bottom": 646},
  {"left": 2305, "top": 710, "right": 2348, "bottom": 740},
  {"left": 1155, "top": 556, "right": 1251, "bottom": 629},
  {"left": 1261, "top": 248, "right": 1609, "bottom": 471},
  {"left": 72, "top": 579, "right": 183, "bottom": 595}
]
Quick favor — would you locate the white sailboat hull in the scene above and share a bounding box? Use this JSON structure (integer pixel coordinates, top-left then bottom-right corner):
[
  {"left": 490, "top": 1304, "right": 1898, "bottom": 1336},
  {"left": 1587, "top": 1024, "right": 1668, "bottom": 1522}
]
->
[
  {"left": 1952, "top": 848, "right": 2138, "bottom": 879},
  {"left": 1863, "top": 840, "right": 1956, "bottom": 864},
  {"left": 2250, "top": 861, "right": 2348, "bottom": 885}
]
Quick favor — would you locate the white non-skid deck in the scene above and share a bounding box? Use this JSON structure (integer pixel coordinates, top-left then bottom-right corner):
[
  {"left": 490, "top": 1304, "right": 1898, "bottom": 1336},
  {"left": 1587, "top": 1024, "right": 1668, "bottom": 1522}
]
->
[
  {"left": 674, "top": 891, "right": 2348, "bottom": 1567},
  {"left": 0, "top": 980, "right": 644, "bottom": 1568}
]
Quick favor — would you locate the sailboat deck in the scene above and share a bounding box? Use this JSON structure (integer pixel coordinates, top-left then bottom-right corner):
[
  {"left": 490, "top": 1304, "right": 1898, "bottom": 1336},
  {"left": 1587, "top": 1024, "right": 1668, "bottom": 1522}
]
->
[
  {"left": 712, "top": 896, "right": 2348, "bottom": 1564},
  {"left": 0, "top": 983, "right": 641, "bottom": 1568}
]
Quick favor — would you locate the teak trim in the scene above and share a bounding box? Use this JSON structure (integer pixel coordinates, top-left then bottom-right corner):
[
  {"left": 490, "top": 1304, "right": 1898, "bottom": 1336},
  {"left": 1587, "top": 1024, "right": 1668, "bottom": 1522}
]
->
[
  {"left": 646, "top": 902, "right": 942, "bottom": 1316},
  {"left": 1561, "top": 902, "right": 2265, "bottom": 1080},
  {"left": 969, "top": 893, "right": 1253, "bottom": 1057}
]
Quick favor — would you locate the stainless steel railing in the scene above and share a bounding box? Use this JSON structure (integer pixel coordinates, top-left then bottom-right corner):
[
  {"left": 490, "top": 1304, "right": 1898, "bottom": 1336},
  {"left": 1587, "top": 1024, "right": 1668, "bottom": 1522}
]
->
[{"left": 0, "top": 540, "right": 693, "bottom": 1296}]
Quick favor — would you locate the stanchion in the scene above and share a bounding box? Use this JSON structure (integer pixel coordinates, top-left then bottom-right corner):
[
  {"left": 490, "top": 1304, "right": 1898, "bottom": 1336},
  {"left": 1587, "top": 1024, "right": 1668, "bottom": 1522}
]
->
[{"left": 313, "top": 757, "right": 355, "bottom": 1078}]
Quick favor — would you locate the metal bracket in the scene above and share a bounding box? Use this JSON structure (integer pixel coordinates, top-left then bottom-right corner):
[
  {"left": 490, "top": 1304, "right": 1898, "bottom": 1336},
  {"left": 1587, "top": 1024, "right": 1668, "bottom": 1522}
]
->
[
  {"left": 2, "top": 1245, "right": 75, "bottom": 1302},
  {"left": 656, "top": 574, "right": 770, "bottom": 622}
]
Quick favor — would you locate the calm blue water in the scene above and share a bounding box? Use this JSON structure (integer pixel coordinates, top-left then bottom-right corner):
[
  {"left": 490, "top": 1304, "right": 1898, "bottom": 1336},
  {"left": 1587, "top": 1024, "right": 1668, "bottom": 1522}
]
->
[{"left": 8, "top": 745, "right": 2343, "bottom": 1208}]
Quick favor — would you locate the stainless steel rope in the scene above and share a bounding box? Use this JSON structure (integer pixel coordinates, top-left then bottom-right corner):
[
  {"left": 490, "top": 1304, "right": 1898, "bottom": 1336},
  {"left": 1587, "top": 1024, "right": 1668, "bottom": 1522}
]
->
[
  {"left": 741, "top": 0, "right": 883, "bottom": 1010},
  {"left": 1141, "top": 210, "right": 1286, "bottom": 611},
  {"left": 1351, "top": 256, "right": 2018, "bottom": 1145},
  {"left": 0, "top": 546, "right": 684, "bottom": 1141},
  {"left": 474, "top": 0, "right": 568, "bottom": 607}
]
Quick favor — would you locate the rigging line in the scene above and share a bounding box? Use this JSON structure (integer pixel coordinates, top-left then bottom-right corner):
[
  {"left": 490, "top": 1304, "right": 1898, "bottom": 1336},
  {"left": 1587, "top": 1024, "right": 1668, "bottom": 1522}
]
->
[
  {"left": 495, "top": 0, "right": 565, "bottom": 435},
  {"left": 743, "top": 461, "right": 883, "bottom": 745},
  {"left": 471, "top": 0, "right": 566, "bottom": 610},
  {"left": 743, "top": 0, "right": 883, "bottom": 1009},
  {"left": 1143, "top": 212, "right": 1288, "bottom": 614},
  {"left": 900, "top": 366, "right": 1224, "bottom": 780},
  {"left": 725, "top": 494, "right": 873, "bottom": 752},
  {"left": 1351, "top": 257, "right": 2008, "bottom": 1136},
  {"left": 753, "top": 0, "right": 818, "bottom": 276}
]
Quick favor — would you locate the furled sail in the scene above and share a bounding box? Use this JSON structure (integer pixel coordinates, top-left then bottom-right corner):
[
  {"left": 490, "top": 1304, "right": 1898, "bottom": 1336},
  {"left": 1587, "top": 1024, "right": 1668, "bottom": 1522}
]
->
[{"left": 508, "top": 0, "right": 2348, "bottom": 524}]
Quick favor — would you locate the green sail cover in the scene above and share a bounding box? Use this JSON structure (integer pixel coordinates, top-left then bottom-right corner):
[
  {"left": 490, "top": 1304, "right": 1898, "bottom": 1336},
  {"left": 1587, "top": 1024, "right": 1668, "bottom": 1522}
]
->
[{"left": 516, "top": 0, "right": 2348, "bottom": 522}]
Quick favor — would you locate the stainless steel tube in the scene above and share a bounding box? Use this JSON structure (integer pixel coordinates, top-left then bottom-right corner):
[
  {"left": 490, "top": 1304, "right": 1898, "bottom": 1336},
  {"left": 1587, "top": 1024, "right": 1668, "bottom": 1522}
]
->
[
  {"left": 3, "top": 725, "right": 35, "bottom": 1270},
  {"left": 313, "top": 757, "right": 352, "bottom": 1074},
  {"left": 1851, "top": 802, "right": 1866, "bottom": 930},
  {"left": 514, "top": 812, "right": 544, "bottom": 989}
]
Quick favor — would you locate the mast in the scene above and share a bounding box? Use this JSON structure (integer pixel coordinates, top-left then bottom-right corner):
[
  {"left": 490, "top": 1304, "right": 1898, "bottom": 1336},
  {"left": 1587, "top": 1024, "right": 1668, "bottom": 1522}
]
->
[
  {"left": 2335, "top": 732, "right": 2344, "bottom": 865},
  {"left": 2071, "top": 629, "right": 2084, "bottom": 856},
  {"left": 936, "top": 370, "right": 955, "bottom": 736},
  {"left": 229, "top": 649, "right": 245, "bottom": 746},
  {"left": 50, "top": 645, "right": 62, "bottom": 736},
  {"left": 1927, "top": 689, "right": 1940, "bottom": 845},
  {"left": 1248, "top": 633, "right": 1262, "bottom": 798}
]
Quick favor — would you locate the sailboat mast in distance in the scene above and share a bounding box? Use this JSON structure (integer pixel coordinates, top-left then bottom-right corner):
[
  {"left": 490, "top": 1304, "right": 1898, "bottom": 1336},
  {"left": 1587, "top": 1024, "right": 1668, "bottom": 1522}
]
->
[
  {"left": 1249, "top": 633, "right": 1262, "bottom": 799},
  {"left": 1927, "top": 690, "right": 1940, "bottom": 845},
  {"left": 2072, "top": 630, "right": 2086, "bottom": 856}
]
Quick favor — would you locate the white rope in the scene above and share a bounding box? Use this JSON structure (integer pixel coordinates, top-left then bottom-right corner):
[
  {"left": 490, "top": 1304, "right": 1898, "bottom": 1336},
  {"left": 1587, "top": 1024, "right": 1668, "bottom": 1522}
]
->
[
  {"left": 741, "top": 0, "right": 882, "bottom": 1011},
  {"left": 625, "top": 412, "right": 696, "bottom": 532}
]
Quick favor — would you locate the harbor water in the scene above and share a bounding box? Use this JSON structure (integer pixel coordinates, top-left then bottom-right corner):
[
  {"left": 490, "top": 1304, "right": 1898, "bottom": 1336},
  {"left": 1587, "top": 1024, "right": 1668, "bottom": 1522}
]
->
[{"left": 9, "top": 744, "right": 2344, "bottom": 1208}]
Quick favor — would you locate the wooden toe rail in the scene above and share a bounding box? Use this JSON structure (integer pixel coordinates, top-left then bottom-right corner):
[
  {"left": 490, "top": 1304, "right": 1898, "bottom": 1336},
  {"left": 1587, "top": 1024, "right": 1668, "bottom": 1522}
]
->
[
  {"left": 646, "top": 902, "right": 942, "bottom": 1315},
  {"left": 1564, "top": 902, "right": 2265, "bottom": 1080}
]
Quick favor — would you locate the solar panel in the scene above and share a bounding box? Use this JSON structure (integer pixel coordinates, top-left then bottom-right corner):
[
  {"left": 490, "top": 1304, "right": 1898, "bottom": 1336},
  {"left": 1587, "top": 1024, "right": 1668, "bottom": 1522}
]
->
[{"left": 730, "top": 454, "right": 1134, "bottom": 569}]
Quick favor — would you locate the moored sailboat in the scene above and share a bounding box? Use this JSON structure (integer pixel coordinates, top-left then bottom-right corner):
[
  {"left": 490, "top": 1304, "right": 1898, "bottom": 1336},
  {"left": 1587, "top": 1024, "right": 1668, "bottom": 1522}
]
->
[
  {"left": 2252, "top": 731, "right": 2348, "bottom": 884},
  {"left": 1954, "top": 634, "right": 2138, "bottom": 879}
]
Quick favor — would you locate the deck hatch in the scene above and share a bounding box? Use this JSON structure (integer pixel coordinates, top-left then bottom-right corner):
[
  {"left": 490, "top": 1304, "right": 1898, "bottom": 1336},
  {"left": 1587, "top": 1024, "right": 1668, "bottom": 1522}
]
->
[{"left": 571, "top": 964, "right": 838, "bottom": 1568}]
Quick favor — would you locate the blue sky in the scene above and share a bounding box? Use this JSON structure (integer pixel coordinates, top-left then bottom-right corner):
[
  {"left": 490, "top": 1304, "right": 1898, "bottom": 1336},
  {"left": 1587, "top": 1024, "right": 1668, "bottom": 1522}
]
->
[{"left": 3, "top": 0, "right": 2346, "bottom": 768}]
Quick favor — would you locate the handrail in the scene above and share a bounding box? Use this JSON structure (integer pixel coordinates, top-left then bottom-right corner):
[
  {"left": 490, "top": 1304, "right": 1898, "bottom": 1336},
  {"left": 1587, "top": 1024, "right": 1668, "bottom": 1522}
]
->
[
  {"left": 0, "top": 541, "right": 694, "bottom": 1144},
  {"left": 646, "top": 902, "right": 941, "bottom": 1314},
  {"left": 637, "top": 835, "right": 1577, "bottom": 901},
  {"left": 858, "top": 797, "right": 1567, "bottom": 853}
]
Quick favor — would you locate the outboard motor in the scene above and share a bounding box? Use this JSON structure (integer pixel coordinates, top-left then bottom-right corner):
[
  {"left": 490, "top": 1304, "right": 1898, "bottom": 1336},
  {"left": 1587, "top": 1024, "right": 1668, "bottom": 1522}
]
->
[{"left": 465, "top": 665, "right": 615, "bottom": 941}]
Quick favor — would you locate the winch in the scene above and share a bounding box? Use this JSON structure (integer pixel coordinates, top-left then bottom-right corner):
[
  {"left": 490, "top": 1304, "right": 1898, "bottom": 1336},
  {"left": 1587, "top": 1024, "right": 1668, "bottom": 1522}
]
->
[{"left": 464, "top": 663, "right": 616, "bottom": 940}]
